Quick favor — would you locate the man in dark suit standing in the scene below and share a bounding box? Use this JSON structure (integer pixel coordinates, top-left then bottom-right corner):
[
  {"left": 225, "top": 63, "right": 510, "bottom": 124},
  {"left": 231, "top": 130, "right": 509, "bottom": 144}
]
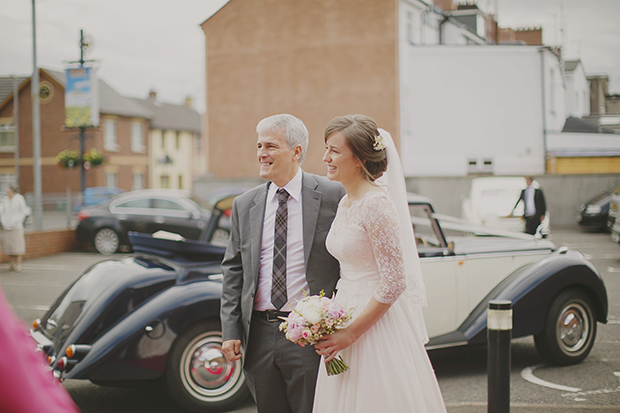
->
[
  {"left": 220, "top": 114, "right": 345, "bottom": 413},
  {"left": 511, "top": 176, "right": 547, "bottom": 235}
]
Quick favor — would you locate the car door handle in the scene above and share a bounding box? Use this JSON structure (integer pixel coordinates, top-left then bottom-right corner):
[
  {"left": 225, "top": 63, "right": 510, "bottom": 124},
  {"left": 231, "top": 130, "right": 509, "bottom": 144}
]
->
[{"left": 154, "top": 216, "right": 165, "bottom": 224}]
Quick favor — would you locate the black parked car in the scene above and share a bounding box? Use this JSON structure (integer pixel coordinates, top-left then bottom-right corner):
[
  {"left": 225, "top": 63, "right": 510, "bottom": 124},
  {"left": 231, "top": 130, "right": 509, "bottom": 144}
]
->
[
  {"left": 577, "top": 184, "right": 620, "bottom": 231},
  {"left": 32, "top": 191, "right": 608, "bottom": 412},
  {"left": 76, "top": 189, "right": 231, "bottom": 255}
]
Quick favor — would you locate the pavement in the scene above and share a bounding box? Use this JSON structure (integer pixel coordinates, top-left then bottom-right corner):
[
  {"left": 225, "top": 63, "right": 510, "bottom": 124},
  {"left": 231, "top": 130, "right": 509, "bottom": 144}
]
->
[
  {"left": 2, "top": 235, "right": 619, "bottom": 413},
  {"left": 445, "top": 403, "right": 620, "bottom": 412}
]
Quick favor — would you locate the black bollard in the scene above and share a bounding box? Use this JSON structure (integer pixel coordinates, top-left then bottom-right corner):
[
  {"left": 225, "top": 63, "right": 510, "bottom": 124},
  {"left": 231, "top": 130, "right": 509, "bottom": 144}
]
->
[{"left": 487, "top": 300, "right": 512, "bottom": 413}]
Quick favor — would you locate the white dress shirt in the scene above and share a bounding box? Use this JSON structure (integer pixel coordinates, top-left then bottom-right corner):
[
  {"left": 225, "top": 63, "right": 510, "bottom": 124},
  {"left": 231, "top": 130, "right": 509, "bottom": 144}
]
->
[
  {"left": 524, "top": 184, "right": 536, "bottom": 217},
  {"left": 254, "top": 168, "right": 308, "bottom": 312}
]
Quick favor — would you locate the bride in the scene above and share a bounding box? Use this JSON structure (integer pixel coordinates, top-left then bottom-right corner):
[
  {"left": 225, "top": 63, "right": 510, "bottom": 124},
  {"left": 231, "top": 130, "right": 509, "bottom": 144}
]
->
[{"left": 313, "top": 115, "right": 447, "bottom": 412}]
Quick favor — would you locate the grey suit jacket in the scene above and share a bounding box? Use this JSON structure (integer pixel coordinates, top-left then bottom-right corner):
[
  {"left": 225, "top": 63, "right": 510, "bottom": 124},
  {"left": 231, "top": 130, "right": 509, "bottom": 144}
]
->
[{"left": 220, "top": 171, "right": 345, "bottom": 346}]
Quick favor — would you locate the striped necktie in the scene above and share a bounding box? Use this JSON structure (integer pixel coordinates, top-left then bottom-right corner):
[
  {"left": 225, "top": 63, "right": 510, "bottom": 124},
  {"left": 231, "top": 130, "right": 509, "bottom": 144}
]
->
[{"left": 271, "top": 188, "right": 289, "bottom": 310}]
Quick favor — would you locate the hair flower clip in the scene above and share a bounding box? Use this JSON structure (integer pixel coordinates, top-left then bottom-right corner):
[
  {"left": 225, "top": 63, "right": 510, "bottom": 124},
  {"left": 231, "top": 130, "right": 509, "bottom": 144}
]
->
[{"left": 373, "top": 134, "right": 386, "bottom": 151}]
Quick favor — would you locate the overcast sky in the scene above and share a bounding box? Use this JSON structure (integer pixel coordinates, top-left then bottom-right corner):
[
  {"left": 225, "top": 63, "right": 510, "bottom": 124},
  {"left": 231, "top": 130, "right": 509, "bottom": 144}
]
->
[{"left": 1, "top": 0, "right": 618, "bottom": 114}]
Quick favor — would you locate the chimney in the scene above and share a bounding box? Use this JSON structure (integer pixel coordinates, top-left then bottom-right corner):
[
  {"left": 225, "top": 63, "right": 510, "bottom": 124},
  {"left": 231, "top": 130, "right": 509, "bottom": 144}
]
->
[
  {"left": 515, "top": 27, "right": 543, "bottom": 46},
  {"left": 434, "top": 0, "right": 455, "bottom": 11},
  {"left": 148, "top": 90, "right": 157, "bottom": 100},
  {"left": 185, "top": 96, "right": 194, "bottom": 109},
  {"left": 498, "top": 28, "right": 516, "bottom": 44},
  {"left": 486, "top": 14, "right": 498, "bottom": 44}
]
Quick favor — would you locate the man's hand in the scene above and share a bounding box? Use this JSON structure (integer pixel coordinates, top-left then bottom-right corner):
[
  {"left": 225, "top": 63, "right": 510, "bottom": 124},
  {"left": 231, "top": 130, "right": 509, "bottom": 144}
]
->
[{"left": 222, "top": 339, "right": 242, "bottom": 361}]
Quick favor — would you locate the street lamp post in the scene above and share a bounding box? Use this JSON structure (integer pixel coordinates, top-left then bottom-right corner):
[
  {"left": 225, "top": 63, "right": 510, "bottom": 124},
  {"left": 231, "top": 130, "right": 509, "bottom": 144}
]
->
[{"left": 31, "top": 0, "right": 42, "bottom": 231}]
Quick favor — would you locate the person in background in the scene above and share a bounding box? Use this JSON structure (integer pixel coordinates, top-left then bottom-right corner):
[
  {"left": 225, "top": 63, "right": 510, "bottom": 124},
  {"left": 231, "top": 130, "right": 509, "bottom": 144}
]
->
[
  {"left": 0, "top": 185, "right": 28, "bottom": 272},
  {"left": 510, "top": 176, "right": 547, "bottom": 235},
  {"left": 0, "top": 286, "right": 80, "bottom": 412}
]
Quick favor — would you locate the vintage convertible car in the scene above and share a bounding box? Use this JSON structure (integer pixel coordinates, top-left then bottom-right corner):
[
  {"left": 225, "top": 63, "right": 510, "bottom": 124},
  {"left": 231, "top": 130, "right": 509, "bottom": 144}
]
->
[{"left": 30, "top": 191, "right": 608, "bottom": 412}]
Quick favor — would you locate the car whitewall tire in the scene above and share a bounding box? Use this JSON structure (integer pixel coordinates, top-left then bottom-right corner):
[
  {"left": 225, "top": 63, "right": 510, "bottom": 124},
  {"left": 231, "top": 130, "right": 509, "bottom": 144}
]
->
[
  {"left": 534, "top": 289, "right": 597, "bottom": 365},
  {"left": 166, "top": 323, "right": 250, "bottom": 412}
]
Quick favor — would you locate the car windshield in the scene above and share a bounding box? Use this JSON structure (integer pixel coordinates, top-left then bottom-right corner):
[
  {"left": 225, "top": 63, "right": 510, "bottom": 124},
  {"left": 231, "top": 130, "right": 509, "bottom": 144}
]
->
[
  {"left": 477, "top": 188, "right": 523, "bottom": 216},
  {"left": 409, "top": 204, "right": 444, "bottom": 248}
]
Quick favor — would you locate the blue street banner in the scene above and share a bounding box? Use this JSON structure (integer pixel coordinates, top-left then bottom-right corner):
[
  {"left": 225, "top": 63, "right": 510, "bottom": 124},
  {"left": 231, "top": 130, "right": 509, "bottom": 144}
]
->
[{"left": 64, "top": 66, "right": 99, "bottom": 128}]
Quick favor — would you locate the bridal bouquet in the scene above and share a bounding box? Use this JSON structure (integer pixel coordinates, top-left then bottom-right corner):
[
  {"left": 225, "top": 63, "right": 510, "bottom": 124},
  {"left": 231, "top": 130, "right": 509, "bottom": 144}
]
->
[{"left": 279, "top": 291, "right": 353, "bottom": 375}]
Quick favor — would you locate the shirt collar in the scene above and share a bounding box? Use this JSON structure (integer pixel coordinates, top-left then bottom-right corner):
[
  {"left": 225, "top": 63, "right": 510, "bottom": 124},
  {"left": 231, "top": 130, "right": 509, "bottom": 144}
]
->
[{"left": 268, "top": 168, "right": 303, "bottom": 203}]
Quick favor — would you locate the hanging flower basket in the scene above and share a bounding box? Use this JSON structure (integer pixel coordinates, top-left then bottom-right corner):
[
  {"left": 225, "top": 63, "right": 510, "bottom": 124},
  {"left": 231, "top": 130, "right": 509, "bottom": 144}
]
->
[
  {"left": 56, "top": 150, "right": 81, "bottom": 169},
  {"left": 83, "top": 148, "right": 107, "bottom": 167}
]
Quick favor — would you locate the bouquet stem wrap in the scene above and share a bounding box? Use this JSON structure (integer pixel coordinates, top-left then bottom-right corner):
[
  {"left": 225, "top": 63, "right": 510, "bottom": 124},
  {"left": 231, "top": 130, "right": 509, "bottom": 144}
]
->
[{"left": 325, "top": 355, "right": 349, "bottom": 376}]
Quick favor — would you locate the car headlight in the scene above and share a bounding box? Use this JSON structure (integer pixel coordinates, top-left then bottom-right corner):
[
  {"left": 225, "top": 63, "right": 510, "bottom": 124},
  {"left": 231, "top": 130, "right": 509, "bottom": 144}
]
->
[{"left": 585, "top": 205, "right": 602, "bottom": 215}]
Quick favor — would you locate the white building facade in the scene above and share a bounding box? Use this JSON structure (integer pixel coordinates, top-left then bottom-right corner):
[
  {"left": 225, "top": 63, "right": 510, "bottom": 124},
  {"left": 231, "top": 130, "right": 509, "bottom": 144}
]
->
[
  {"left": 397, "top": 0, "right": 579, "bottom": 177},
  {"left": 563, "top": 60, "right": 590, "bottom": 119}
]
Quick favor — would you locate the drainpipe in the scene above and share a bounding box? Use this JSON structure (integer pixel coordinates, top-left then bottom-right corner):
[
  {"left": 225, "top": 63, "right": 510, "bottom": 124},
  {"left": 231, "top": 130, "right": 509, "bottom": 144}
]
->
[
  {"left": 438, "top": 14, "right": 449, "bottom": 44},
  {"left": 539, "top": 48, "right": 548, "bottom": 173},
  {"left": 11, "top": 76, "right": 19, "bottom": 186}
]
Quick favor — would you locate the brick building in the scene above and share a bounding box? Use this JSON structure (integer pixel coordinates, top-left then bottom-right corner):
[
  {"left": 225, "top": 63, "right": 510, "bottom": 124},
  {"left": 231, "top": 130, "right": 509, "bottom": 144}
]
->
[
  {"left": 200, "top": 0, "right": 400, "bottom": 178},
  {"left": 0, "top": 68, "right": 151, "bottom": 195}
]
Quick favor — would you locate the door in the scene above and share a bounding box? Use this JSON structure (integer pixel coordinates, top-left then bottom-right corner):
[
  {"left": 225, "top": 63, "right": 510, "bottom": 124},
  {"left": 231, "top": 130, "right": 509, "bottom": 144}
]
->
[{"left": 409, "top": 204, "right": 459, "bottom": 338}]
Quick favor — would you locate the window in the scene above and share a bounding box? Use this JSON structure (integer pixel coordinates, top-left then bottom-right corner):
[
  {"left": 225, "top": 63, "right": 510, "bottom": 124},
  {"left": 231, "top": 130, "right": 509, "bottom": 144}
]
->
[
  {"left": 160, "top": 175, "right": 170, "bottom": 189},
  {"left": 133, "top": 173, "right": 144, "bottom": 190},
  {"left": 117, "top": 198, "right": 151, "bottom": 209},
  {"left": 153, "top": 198, "right": 184, "bottom": 210},
  {"left": 467, "top": 158, "right": 493, "bottom": 175},
  {"left": 106, "top": 172, "right": 118, "bottom": 188},
  {"left": 104, "top": 119, "right": 118, "bottom": 151},
  {"left": 0, "top": 173, "right": 16, "bottom": 194},
  {"left": 0, "top": 124, "right": 15, "bottom": 152},
  {"left": 161, "top": 134, "right": 166, "bottom": 149},
  {"left": 194, "top": 134, "right": 201, "bottom": 151},
  {"left": 131, "top": 121, "right": 145, "bottom": 153},
  {"left": 175, "top": 132, "right": 180, "bottom": 149},
  {"left": 408, "top": 204, "right": 443, "bottom": 248},
  {"left": 178, "top": 175, "right": 183, "bottom": 189}
]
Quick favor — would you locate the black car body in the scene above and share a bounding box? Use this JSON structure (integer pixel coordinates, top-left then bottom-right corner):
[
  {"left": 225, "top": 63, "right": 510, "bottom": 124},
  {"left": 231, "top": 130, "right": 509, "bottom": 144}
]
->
[
  {"left": 76, "top": 189, "right": 230, "bottom": 255},
  {"left": 577, "top": 184, "right": 620, "bottom": 231},
  {"left": 32, "top": 192, "right": 608, "bottom": 412}
]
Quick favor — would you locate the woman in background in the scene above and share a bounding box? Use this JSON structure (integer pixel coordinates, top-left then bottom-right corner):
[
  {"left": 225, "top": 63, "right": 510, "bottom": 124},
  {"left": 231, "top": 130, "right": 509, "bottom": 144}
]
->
[{"left": 0, "top": 185, "right": 28, "bottom": 272}]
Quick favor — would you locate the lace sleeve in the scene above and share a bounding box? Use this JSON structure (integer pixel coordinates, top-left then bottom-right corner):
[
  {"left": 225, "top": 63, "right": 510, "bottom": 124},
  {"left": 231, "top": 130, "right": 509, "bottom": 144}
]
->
[{"left": 362, "top": 193, "right": 407, "bottom": 304}]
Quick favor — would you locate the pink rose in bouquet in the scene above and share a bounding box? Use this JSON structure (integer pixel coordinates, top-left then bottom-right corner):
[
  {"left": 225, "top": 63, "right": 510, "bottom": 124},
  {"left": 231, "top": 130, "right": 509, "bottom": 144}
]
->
[{"left": 279, "top": 290, "right": 353, "bottom": 375}]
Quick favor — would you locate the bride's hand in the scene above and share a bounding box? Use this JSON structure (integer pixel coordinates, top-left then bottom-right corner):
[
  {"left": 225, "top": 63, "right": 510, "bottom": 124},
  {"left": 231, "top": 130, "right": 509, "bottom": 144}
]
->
[{"left": 314, "top": 329, "right": 356, "bottom": 362}]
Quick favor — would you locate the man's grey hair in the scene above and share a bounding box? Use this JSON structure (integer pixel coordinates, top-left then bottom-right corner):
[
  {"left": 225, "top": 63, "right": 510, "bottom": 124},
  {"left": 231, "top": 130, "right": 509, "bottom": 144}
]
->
[{"left": 256, "top": 114, "right": 309, "bottom": 164}]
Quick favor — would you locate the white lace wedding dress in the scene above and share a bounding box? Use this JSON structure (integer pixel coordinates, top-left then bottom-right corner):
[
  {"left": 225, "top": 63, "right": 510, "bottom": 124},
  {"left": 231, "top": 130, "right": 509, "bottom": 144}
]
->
[{"left": 312, "top": 190, "right": 447, "bottom": 413}]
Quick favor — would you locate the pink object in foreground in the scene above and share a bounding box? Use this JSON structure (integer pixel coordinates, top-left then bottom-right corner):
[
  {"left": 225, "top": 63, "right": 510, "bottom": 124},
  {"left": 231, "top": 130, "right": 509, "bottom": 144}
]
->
[{"left": 0, "top": 288, "right": 80, "bottom": 413}]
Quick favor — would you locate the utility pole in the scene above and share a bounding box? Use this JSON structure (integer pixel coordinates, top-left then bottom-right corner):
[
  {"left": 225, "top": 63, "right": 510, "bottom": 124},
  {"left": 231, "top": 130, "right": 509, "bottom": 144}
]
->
[
  {"left": 31, "top": 0, "right": 42, "bottom": 231},
  {"left": 79, "top": 29, "right": 87, "bottom": 196},
  {"left": 68, "top": 29, "right": 95, "bottom": 198},
  {"left": 11, "top": 76, "right": 19, "bottom": 187}
]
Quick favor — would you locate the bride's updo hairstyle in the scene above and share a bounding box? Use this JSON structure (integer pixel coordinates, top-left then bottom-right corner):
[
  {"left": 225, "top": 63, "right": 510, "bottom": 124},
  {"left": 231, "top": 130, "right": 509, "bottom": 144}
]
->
[{"left": 324, "top": 114, "right": 387, "bottom": 182}]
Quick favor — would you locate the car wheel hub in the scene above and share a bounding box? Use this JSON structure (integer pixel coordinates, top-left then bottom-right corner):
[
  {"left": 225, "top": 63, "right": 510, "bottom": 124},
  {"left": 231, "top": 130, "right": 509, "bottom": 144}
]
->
[
  {"left": 95, "top": 229, "right": 118, "bottom": 255},
  {"left": 181, "top": 333, "right": 243, "bottom": 402},
  {"left": 557, "top": 303, "right": 588, "bottom": 353}
]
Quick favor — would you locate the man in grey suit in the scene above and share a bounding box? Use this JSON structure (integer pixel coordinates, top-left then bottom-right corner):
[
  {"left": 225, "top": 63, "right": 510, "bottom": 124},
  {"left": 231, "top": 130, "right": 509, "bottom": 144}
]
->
[{"left": 221, "top": 114, "right": 344, "bottom": 413}]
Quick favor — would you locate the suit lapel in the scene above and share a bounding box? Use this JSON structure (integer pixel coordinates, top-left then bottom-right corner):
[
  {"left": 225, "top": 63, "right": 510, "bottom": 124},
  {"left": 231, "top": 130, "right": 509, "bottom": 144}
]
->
[
  {"left": 250, "top": 184, "right": 268, "bottom": 281},
  {"left": 301, "top": 172, "right": 321, "bottom": 266}
]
